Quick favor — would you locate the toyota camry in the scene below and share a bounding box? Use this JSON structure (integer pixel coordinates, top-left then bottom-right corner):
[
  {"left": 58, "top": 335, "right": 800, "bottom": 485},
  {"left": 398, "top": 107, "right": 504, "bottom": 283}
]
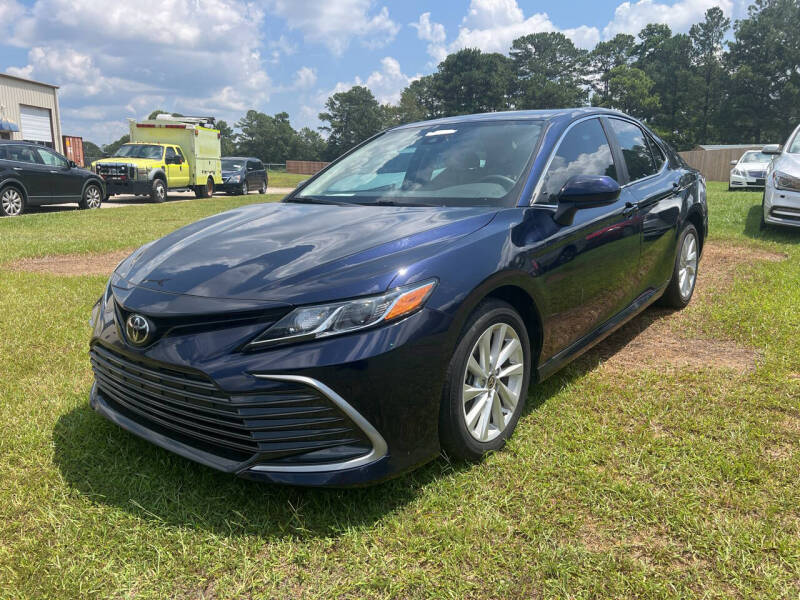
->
[{"left": 89, "top": 108, "right": 707, "bottom": 486}]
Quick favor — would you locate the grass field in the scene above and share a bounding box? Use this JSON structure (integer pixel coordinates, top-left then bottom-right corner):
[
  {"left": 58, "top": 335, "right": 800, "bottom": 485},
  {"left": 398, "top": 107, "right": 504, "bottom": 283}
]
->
[
  {"left": 267, "top": 171, "right": 308, "bottom": 188},
  {"left": 0, "top": 183, "right": 798, "bottom": 599}
]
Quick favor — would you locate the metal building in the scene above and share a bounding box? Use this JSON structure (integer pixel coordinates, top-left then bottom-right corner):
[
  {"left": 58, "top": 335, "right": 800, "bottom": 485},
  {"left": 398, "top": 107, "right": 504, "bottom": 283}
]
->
[{"left": 0, "top": 73, "right": 63, "bottom": 153}]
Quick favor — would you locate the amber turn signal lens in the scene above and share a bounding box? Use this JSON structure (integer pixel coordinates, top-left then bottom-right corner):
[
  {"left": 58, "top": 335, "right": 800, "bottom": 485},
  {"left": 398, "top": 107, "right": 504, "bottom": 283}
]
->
[{"left": 383, "top": 282, "right": 436, "bottom": 321}]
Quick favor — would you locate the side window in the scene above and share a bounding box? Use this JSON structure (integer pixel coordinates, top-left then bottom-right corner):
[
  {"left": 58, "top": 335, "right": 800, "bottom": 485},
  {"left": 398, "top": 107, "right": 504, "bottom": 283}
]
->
[
  {"left": 175, "top": 147, "right": 185, "bottom": 161},
  {"left": 255, "top": 160, "right": 264, "bottom": 171},
  {"left": 646, "top": 135, "right": 667, "bottom": 170},
  {"left": 609, "top": 119, "right": 658, "bottom": 182},
  {"left": 247, "top": 161, "right": 257, "bottom": 172},
  {"left": 36, "top": 148, "right": 68, "bottom": 168},
  {"left": 0, "top": 146, "right": 6, "bottom": 160},
  {"left": 165, "top": 147, "right": 177, "bottom": 160},
  {"left": 537, "top": 118, "right": 618, "bottom": 204}
]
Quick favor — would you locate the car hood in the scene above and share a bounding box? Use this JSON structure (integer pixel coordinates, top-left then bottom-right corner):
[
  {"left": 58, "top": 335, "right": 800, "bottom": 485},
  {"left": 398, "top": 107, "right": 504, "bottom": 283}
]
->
[
  {"left": 773, "top": 153, "right": 800, "bottom": 175},
  {"left": 94, "top": 157, "right": 161, "bottom": 168},
  {"left": 739, "top": 161, "right": 771, "bottom": 170},
  {"left": 115, "top": 202, "right": 497, "bottom": 304}
]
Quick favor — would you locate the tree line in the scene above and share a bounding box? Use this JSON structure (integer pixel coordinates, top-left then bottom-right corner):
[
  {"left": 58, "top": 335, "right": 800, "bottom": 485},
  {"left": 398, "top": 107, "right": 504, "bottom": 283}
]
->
[{"left": 89, "top": 0, "right": 798, "bottom": 164}]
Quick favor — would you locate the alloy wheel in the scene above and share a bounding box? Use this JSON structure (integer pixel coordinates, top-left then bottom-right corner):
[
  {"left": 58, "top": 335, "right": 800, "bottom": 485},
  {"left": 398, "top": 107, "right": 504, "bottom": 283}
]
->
[
  {"left": 85, "top": 185, "right": 101, "bottom": 208},
  {"left": 678, "top": 230, "right": 698, "bottom": 299},
  {"left": 242, "top": 181, "right": 248, "bottom": 195},
  {"left": 1, "top": 188, "right": 23, "bottom": 216},
  {"left": 461, "top": 322, "right": 524, "bottom": 442},
  {"left": 156, "top": 182, "right": 166, "bottom": 201}
]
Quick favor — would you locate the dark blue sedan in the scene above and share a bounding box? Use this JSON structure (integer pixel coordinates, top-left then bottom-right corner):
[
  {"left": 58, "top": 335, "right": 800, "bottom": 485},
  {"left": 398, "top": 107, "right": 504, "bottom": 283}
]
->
[{"left": 89, "top": 108, "right": 707, "bottom": 486}]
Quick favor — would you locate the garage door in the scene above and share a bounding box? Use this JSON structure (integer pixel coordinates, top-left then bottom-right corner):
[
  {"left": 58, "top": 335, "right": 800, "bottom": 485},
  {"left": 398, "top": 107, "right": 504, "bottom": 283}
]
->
[{"left": 19, "top": 105, "right": 53, "bottom": 144}]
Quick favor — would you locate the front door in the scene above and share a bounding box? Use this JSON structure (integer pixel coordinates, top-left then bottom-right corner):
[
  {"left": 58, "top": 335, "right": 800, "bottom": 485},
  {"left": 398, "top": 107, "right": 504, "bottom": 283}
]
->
[
  {"left": 526, "top": 117, "right": 642, "bottom": 362},
  {"left": 36, "top": 147, "right": 83, "bottom": 203},
  {"left": 166, "top": 146, "right": 190, "bottom": 188}
]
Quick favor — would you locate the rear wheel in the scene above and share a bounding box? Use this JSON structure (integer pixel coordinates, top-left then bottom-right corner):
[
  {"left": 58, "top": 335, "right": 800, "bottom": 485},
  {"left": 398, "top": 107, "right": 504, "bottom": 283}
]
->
[
  {"left": 194, "top": 177, "right": 214, "bottom": 199},
  {"left": 658, "top": 223, "right": 699, "bottom": 309},
  {"left": 79, "top": 183, "right": 102, "bottom": 209},
  {"left": 150, "top": 178, "right": 167, "bottom": 203},
  {"left": 0, "top": 186, "right": 25, "bottom": 217},
  {"left": 439, "top": 299, "right": 531, "bottom": 461}
]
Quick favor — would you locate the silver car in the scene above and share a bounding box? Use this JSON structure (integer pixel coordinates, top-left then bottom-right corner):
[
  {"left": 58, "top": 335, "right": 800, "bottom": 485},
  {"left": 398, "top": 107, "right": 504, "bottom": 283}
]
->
[
  {"left": 729, "top": 150, "right": 771, "bottom": 190},
  {"left": 762, "top": 124, "right": 800, "bottom": 229}
]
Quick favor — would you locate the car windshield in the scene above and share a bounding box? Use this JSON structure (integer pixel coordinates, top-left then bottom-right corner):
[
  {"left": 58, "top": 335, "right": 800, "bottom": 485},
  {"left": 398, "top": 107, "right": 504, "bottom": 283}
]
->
[
  {"left": 787, "top": 133, "right": 800, "bottom": 154},
  {"left": 113, "top": 144, "right": 164, "bottom": 159},
  {"left": 740, "top": 151, "right": 771, "bottom": 163},
  {"left": 222, "top": 159, "right": 244, "bottom": 171},
  {"left": 295, "top": 120, "right": 544, "bottom": 207}
]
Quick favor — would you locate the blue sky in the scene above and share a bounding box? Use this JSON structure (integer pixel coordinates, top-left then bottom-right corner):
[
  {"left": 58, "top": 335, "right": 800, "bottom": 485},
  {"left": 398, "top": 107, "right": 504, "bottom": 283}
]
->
[{"left": 0, "top": 0, "right": 747, "bottom": 145}]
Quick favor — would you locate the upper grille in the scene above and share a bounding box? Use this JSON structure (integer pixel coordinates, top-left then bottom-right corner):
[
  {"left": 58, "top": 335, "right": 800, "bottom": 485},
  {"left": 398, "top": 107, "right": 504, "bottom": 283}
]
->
[
  {"left": 90, "top": 344, "right": 372, "bottom": 464},
  {"left": 96, "top": 163, "right": 131, "bottom": 177},
  {"left": 748, "top": 169, "right": 766, "bottom": 178}
]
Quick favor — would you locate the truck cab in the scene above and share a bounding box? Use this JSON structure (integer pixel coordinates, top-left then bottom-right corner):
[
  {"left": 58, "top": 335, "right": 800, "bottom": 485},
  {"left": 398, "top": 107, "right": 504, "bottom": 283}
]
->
[{"left": 92, "top": 116, "right": 222, "bottom": 203}]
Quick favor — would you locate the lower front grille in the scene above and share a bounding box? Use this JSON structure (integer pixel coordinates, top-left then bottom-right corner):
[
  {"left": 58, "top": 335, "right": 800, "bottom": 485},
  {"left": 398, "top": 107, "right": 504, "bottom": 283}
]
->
[
  {"left": 771, "top": 205, "right": 800, "bottom": 222},
  {"left": 90, "top": 344, "right": 372, "bottom": 465}
]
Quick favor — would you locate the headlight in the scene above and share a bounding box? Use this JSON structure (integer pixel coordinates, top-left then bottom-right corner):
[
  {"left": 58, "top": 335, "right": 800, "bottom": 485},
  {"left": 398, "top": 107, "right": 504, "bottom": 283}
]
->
[
  {"left": 773, "top": 170, "right": 800, "bottom": 192},
  {"left": 732, "top": 168, "right": 744, "bottom": 177},
  {"left": 229, "top": 174, "right": 241, "bottom": 183},
  {"left": 89, "top": 278, "right": 113, "bottom": 328},
  {"left": 247, "top": 279, "right": 437, "bottom": 348}
]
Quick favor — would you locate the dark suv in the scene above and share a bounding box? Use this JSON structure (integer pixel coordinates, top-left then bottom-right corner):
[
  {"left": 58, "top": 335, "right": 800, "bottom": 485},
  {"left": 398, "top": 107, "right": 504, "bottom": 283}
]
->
[
  {"left": 219, "top": 157, "right": 268, "bottom": 195},
  {"left": 0, "top": 141, "right": 105, "bottom": 216}
]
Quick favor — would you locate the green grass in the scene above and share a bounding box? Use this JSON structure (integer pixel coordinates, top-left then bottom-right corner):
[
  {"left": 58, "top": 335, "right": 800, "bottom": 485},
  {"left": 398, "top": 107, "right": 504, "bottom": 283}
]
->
[
  {"left": 267, "top": 171, "right": 308, "bottom": 188},
  {"left": 0, "top": 183, "right": 798, "bottom": 598}
]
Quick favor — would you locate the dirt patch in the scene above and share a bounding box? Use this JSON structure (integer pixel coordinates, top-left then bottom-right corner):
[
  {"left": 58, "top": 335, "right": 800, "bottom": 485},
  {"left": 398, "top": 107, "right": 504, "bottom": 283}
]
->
[
  {"left": 5, "top": 249, "right": 135, "bottom": 277},
  {"left": 589, "top": 242, "right": 785, "bottom": 374}
]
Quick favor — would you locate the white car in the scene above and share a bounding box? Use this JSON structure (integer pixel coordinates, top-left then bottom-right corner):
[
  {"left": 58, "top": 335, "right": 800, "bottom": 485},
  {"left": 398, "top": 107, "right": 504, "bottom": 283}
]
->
[
  {"left": 762, "top": 124, "right": 800, "bottom": 229},
  {"left": 729, "top": 150, "right": 772, "bottom": 190}
]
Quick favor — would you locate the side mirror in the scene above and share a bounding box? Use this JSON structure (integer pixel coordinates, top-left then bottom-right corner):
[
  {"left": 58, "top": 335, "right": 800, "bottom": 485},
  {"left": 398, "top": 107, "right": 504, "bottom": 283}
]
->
[
  {"left": 762, "top": 144, "right": 782, "bottom": 155},
  {"left": 295, "top": 179, "right": 309, "bottom": 189},
  {"left": 730, "top": 160, "right": 738, "bottom": 166},
  {"left": 68, "top": 160, "right": 77, "bottom": 168},
  {"left": 554, "top": 175, "right": 621, "bottom": 226}
]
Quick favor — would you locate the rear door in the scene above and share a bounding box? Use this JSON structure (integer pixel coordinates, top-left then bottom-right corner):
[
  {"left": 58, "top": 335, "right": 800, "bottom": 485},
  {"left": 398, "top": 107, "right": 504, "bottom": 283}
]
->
[
  {"left": 36, "top": 147, "right": 83, "bottom": 202},
  {"left": 5, "top": 144, "right": 51, "bottom": 204},
  {"left": 529, "top": 117, "right": 642, "bottom": 359},
  {"left": 246, "top": 160, "right": 260, "bottom": 188},
  {"left": 605, "top": 118, "right": 683, "bottom": 293}
]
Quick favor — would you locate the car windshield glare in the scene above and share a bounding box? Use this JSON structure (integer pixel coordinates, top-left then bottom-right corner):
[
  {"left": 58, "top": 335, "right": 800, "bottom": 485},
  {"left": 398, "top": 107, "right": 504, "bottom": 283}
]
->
[
  {"left": 222, "top": 160, "right": 244, "bottom": 171},
  {"left": 787, "top": 134, "right": 800, "bottom": 154},
  {"left": 114, "top": 144, "right": 164, "bottom": 160},
  {"left": 741, "top": 151, "right": 771, "bottom": 163},
  {"left": 296, "top": 120, "right": 545, "bottom": 207}
]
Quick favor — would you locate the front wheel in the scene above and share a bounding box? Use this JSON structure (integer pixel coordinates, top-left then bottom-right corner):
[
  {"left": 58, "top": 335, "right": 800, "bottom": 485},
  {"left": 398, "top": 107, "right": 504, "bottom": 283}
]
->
[
  {"left": 150, "top": 178, "right": 167, "bottom": 203},
  {"left": 79, "top": 183, "right": 102, "bottom": 209},
  {"left": 658, "top": 223, "right": 699, "bottom": 309},
  {"left": 439, "top": 300, "right": 531, "bottom": 461},
  {"left": 259, "top": 178, "right": 267, "bottom": 194},
  {"left": 0, "top": 186, "right": 25, "bottom": 217},
  {"left": 241, "top": 181, "right": 248, "bottom": 195}
]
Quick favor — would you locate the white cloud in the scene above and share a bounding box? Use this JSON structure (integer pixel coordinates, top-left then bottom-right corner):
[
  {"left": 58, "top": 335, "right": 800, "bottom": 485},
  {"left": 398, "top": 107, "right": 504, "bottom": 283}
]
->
[
  {"left": 333, "top": 57, "right": 419, "bottom": 105},
  {"left": 266, "top": 0, "right": 400, "bottom": 55},
  {"left": 292, "top": 67, "right": 318, "bottom": 90},
  {"left": 411, "top": 13, "right": 448, "bottom": 65},
  {"left": 602, "top": 0, "right": 734, "bottom": 38},
  {"left": 4, "top": 0, "right": 271, "bottom": 143}
]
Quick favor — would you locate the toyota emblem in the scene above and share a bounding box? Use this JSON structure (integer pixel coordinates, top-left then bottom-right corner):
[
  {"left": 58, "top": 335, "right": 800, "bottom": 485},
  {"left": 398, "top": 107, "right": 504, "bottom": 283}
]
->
[{"left": 125, "top": 314, "right": 151, "bottom": 346}]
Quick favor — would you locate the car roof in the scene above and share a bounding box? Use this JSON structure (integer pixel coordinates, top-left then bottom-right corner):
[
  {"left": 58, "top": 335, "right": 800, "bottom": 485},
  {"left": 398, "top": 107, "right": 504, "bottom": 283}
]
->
[
  {"left": 392, "top": 107, "right": 627, "bottom": 131},
  {"left": 222, "top": 156, "right": 262, "bottom": 161}
]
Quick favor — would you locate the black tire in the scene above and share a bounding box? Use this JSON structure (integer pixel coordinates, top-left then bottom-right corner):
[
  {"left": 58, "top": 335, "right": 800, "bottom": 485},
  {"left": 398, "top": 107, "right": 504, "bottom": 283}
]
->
[
  {"left": 259, "top": 178, "right": 267, "bottom": 194},
  {"left": 150, "top": 178, "right": 167, "bottom": 203},
  {"left": 658, "top": 223, "right": 699, "bottom": 309},
  {"left": 194, "top": 177, "right": 214, "bottom": 199},
  {"left": 241, "top": 181, "right": 248, "bottom": 195},
  {"left": 0, "top": 185, "right": 25, "bottom": 217},
  {"left": 439, "top": 299, "right": 531, "bottom": 461},
  {"left": 760, "top": 193, "right": 767, "bottom": 230},
  {"left": 79, "top": 183, "right": 103, "bottom": 209}
]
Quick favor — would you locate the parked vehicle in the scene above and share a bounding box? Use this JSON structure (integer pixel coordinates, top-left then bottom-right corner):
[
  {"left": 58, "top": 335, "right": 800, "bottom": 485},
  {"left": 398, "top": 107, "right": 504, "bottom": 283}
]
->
[
  {"left": 762, "top": 124, "right": 800, "bottom": 228},
  {"left": 218, "top": 157, "right": 268, "bottom": 195},
  {"left": 0, "top": 140, "right": 105, "bottom": 217},
  {"left": 88, "top": 108, "right": 707, "bottom": 486},
  {"left": 91, "top": 115, "right": 222, "bottom": 203},
  {"left": 729, "top": 150, "right": 772, "bottom": 190}
]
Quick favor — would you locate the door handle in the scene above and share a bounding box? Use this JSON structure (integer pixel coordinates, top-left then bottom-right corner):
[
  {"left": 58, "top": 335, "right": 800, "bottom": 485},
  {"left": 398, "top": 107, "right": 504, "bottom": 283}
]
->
[
  {"left": 50, "top": 170, "right": 59, "bottom": 173},
  {"left": 13, "top": 167, "right": 22, "bottom": 171}
]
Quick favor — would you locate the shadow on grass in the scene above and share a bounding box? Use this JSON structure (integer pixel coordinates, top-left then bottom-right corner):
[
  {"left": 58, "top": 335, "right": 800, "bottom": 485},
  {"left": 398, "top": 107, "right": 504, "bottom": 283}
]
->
[
  {"left": 51, "top": 304, "right": 670, "bottom": 540},
  {"left": 744, "top": 205, "right": 800, "bottom": 244}
]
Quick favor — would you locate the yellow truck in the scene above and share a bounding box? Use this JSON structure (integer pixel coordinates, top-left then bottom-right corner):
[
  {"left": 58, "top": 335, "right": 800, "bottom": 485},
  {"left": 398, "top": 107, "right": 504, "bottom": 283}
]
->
[{"left": 92, "top": 115, "right": 222, "bottom": 202}]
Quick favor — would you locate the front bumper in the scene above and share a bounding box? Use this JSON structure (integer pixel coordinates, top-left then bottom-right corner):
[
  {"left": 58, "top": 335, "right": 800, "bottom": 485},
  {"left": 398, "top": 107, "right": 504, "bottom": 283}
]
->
[
  {"left": 216, "top": 180, "right": 245, "bottom": 193},
  {"left": 730, "top": 172, "right": 765, "bottom": 189},
  {"left": 103, "top": 179, "right": 152, "bottom": 196},
  {"left": 764, "top": 185, "right": 800, "bottom": 228},
  {"left": 88, "top": 288, "right": 453, "bottom": 486}
]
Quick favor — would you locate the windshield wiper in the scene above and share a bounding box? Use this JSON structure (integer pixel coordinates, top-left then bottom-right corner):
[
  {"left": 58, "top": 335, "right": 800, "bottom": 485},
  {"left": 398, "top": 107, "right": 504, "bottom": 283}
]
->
[{"left": 285, "top": 196, "right": 352, "bottom": 206}]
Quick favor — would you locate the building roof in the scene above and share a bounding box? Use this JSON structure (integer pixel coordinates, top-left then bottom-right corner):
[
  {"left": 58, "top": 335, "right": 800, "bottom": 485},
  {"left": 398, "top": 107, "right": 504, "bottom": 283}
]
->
[
  {"left": 0, "top": 72, "right": 59, "bottom": 89},
  {"left": 694, "top": 144, "right": 763, "bottom": 151}
]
